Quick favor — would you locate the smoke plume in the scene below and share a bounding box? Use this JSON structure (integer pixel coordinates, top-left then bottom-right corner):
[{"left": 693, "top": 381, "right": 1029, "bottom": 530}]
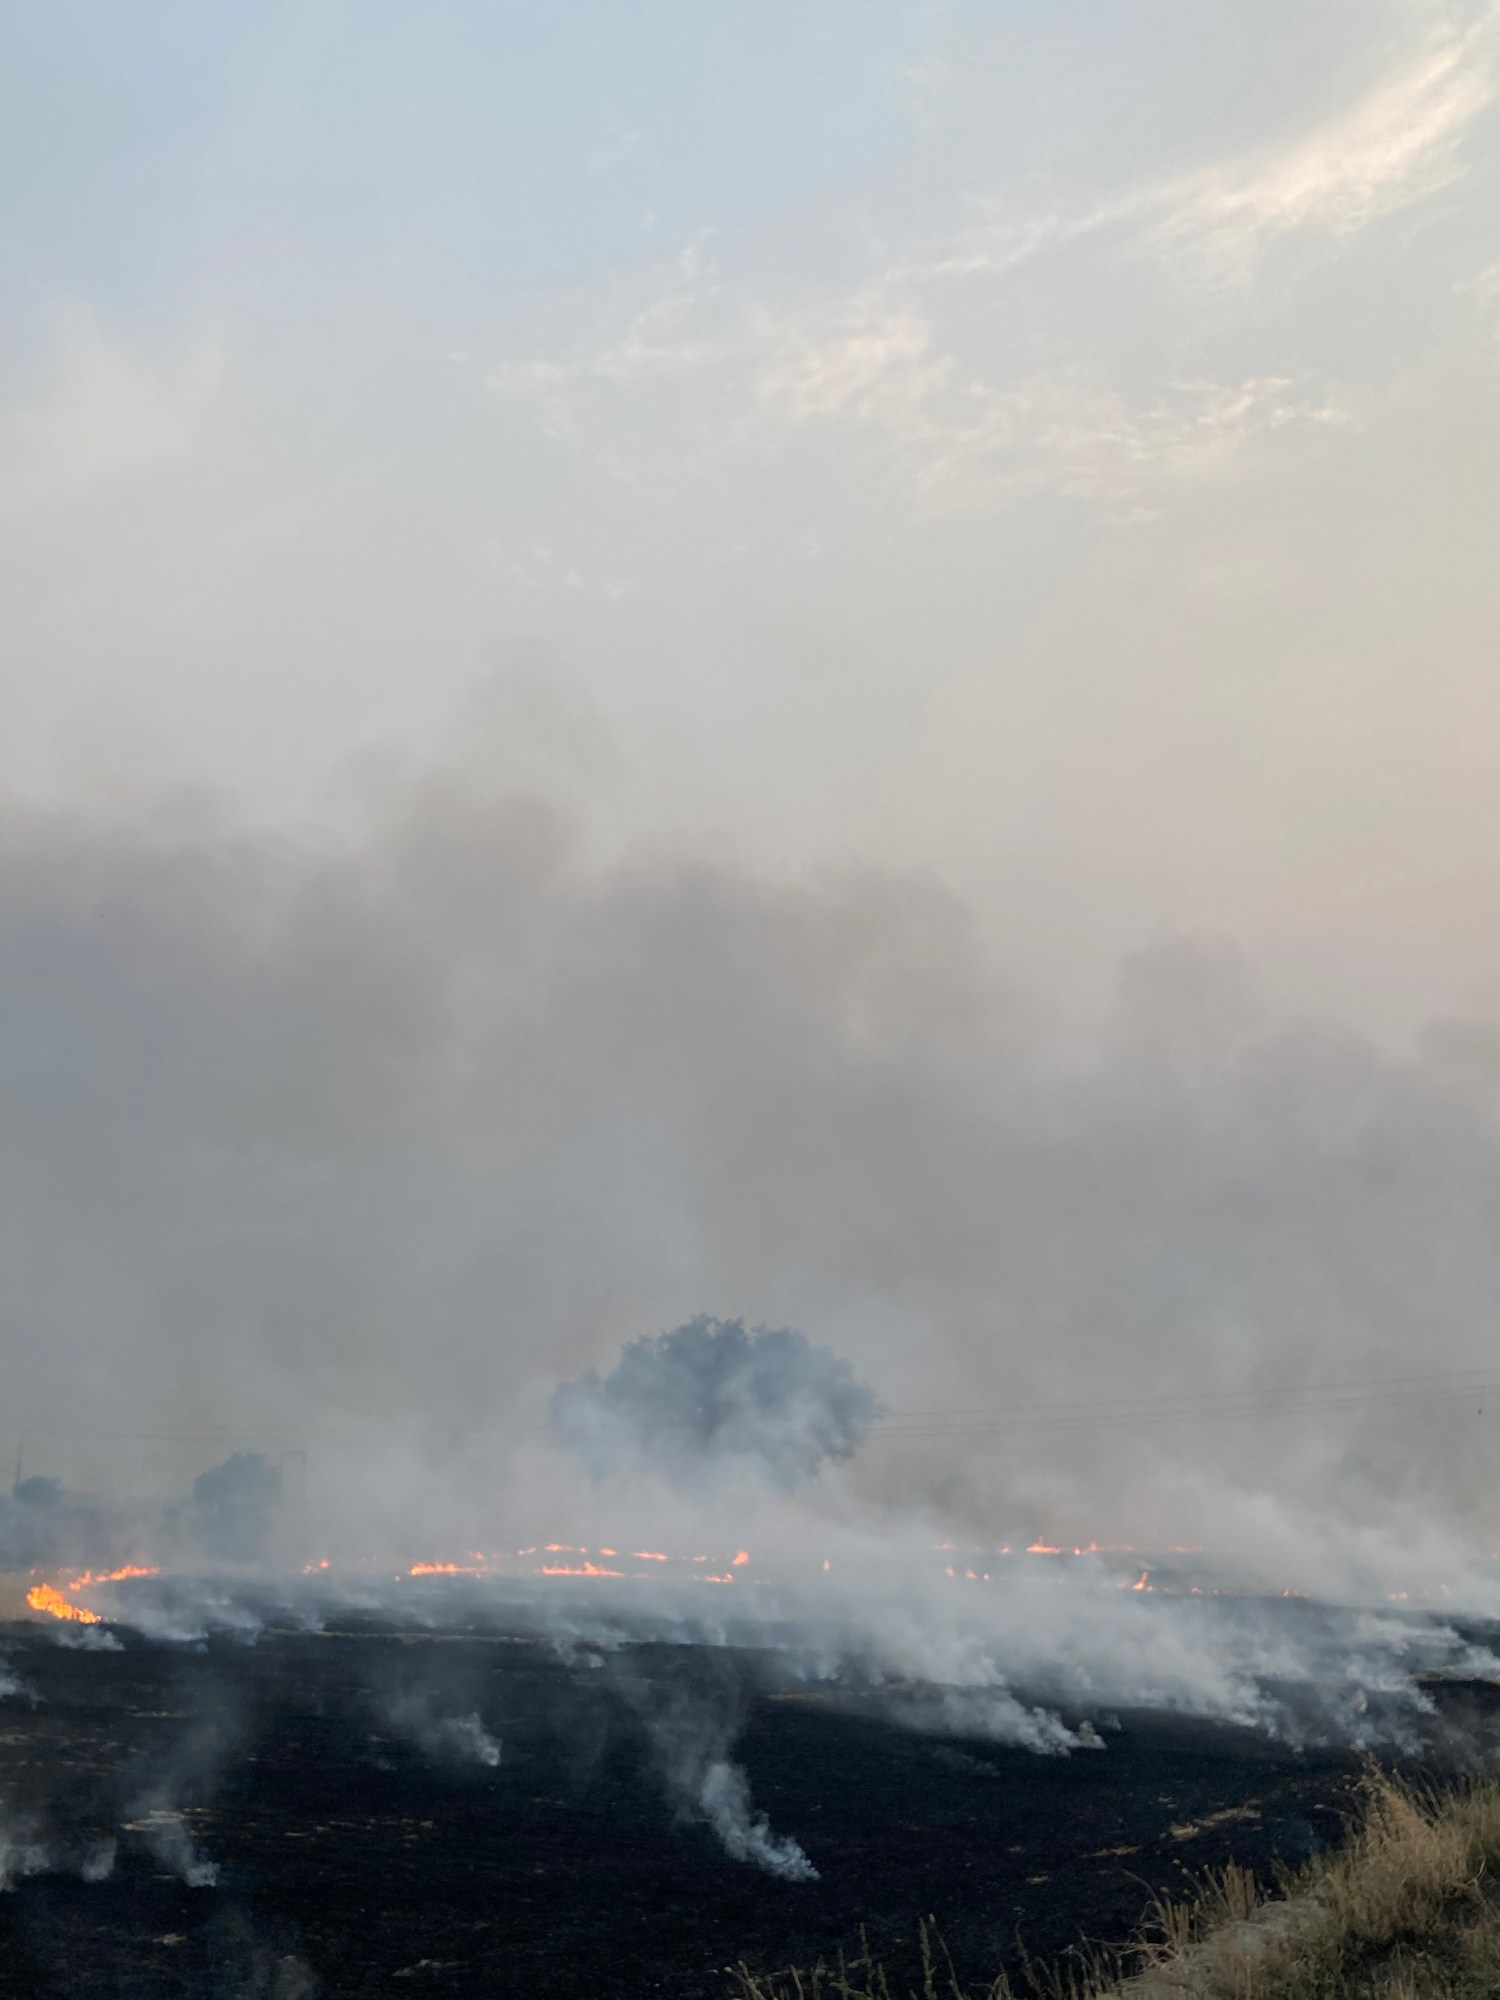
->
[
  {"left": 609, "top": 1654, "right": 817, "bottom": 1881},
  {"left": 382, "top": 1688, "right": 502, "bottom": 1770},
  {"left": 2, "top": 775, "right": 1500, "bottom": 1585},
  {"left": 185, "top": 1452, "right": 282, "bottom": 1564}
]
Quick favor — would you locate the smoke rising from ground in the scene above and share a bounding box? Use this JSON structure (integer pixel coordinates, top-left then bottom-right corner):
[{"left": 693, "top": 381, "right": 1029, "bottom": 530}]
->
[
  {"left": 120, "top": 1701, "right": 237, "bottom": 1891},
  {"left": 0, "top": 1664, "right": 32, "bottom": 1705},
  {"left": 380, "top": 1687, "right": 503, "bottom": 1771},
  {"left": 608, "top": 1653, "right": 818, "bottom": 1881},
  {"left": 134, "top": 1806, "right": 219, "bottom": 1890},
  {"left": 0, "top": 1819, "right": 48, "bottom": 1893}
]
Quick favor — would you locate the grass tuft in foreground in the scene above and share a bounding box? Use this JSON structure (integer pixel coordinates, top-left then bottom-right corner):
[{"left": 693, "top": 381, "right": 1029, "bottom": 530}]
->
[{"left": 730, "top": 1768, "right": 1500, "bottom": 2000}]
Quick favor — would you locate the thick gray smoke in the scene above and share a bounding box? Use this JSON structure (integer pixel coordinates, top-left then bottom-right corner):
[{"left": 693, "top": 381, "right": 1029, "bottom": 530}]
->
[
  {"left": 0, "top": 1451, "right": 284, "bottom": 1583},
  {"left": 551, "top": 1316, "right": 880, "bottom": 1492},
  {"left": 184, "top": 1452, "right": 282, "bottom": 1563},
  {"left": 0, "top": 1478, "right": 117, "bottom": 1571},
  {"left": 1, "top": 777, "right": 1499, "bottom": 1575}
]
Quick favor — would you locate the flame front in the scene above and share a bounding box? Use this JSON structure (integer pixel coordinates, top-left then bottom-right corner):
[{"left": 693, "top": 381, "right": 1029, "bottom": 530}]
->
[
  {"left": 27, "top": 1583, "right": 101, "bottom": 1624},
  {"left": 284, "top": 1536, "right": 1447, "bottom": 1607}
]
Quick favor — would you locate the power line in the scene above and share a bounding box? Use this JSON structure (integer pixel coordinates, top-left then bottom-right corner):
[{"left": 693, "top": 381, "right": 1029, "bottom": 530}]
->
[
  {"left": 874, "top": 1377, "right": 1500, "bottom": 1440},
  {"left": 0, "top": 1365, "right": 1494, "bottom": 1453},
  {"left": 879, "top": 1363, "right": 1500, "bottom": 1425}
]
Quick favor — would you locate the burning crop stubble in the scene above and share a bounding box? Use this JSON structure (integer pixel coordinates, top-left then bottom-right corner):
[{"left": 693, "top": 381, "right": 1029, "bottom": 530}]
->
[
  {"left": 1, "top": 1595, "right": 1500, "bottom": 1998},
  {"left": 6, "top": 774, "right": 1500, "bottom": 1982}
]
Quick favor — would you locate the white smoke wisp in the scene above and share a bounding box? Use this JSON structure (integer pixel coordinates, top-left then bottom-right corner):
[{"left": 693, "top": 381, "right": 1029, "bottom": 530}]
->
[
  {"left": 120, "top": 1706, "right": 235, "bottom": 1891},
  {"left": 609, "top": 1657, "right": 817, "bottom": 1881},
  {"left": 32, "top": 1442, "right": 1500, "bottom": 1785},
  {"left": 45, "top": 1624, "right": 124, "bottom": 1652},
  {"left": 106, "top": 1586, "right": 266, "bottom": 1648},
  {"left": 0, "top": 1664, "right": 34, "bottom": 1702},
  {"left": 383, "top": 1689, "right": 502, "bottom": 1769},
  {"left": 696, "top": 1758, "right": 818, "bottom": 1883},
  {"left": 431, "top": 1713, "right": 503, "bottom": 1769},
  {"left": 0, "top": 1821, "right": 49, "bottom": 1892},
  {"left": 80, "top": 1837, "right": 117, "bottom": 1883},
  {"left": 133, "top": 1806, "right": 219, "bottom": 1889},
  {"left": 869, "top": 1682, "right": 1092, "bottom": 1758},
  {"left": 423, "top": 1479, "right": 1500, "bottom": 1770},
  {"left": 757, "top": 1505, "right": 1500, "bottom": 1758}
]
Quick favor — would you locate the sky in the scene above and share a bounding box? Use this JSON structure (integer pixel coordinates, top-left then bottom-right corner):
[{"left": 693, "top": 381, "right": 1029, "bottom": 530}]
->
[
  {"left": 4, "top": 3, "right": 1500, "bottom": 1553},
  {"left": 4, "top": 0, "right": 1500, "bottom": 1030}
]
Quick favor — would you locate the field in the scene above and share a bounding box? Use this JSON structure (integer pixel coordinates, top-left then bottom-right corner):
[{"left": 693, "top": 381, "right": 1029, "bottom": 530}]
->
[{"left": 5, "top": 1596, "right": 1484, "bottom": 1999}]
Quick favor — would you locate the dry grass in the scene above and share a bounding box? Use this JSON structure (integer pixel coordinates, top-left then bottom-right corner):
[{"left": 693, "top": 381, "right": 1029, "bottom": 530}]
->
[{"left": 729, "top": 1770, "right": 1500, "bottom": 2000}]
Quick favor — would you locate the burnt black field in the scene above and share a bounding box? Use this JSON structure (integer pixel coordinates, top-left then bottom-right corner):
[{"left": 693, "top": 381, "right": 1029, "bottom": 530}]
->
[{"left": 1, "top": 1605, "right": 1496, "bottom": 2000}]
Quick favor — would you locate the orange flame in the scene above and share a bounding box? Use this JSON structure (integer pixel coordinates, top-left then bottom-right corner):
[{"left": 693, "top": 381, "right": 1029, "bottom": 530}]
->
[
  {"left": 27, "top": 1583, "right": 101, "bottom": 1624},
  {"left": 539, "top": 1561, "right": 623, "bottom": 1578},
  {"left": 731, "top": 1549, "right": 750, "bottom": 1567},
  {"left": 632, "top": 1551, "right": 669, "bottom": 1561},
  {"left": 1026, "top": 1542, "right": 1063, "bottom": 1555},
  {"left": 67, "top": 1564, "right": 158, "bottom": 1590}
]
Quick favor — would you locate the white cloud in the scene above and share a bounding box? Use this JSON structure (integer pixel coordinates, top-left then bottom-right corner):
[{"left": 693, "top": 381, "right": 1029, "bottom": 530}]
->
[
  {"left": 1152, "top": 5, "right": 1500, "bottom": 279},
  {"left": 833, "top": 367, "right": 1358, "bottom": 519},
  {"left": 905, "top": 5, "right": 1500, "bottom": 290},
  {"left": 486, "top": 7, "right": 1492, "bottom": 521},
  {"left": 755, "top": 311, "right": 943, "bottom": 423},
  {"left": 490, "top": 263, "right": 1359, "bottom": 519}
]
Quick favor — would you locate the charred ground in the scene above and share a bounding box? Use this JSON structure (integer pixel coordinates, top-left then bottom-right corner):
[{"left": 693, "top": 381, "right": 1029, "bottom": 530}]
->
[{"left": 0, "top": 1614, "right": 1492, "bottom": 2000}]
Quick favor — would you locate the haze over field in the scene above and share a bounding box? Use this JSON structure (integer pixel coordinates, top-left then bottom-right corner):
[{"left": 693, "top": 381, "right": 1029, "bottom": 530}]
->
[{"left": 3, "top": 3, "right": 1500, "bottom": 1587}]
